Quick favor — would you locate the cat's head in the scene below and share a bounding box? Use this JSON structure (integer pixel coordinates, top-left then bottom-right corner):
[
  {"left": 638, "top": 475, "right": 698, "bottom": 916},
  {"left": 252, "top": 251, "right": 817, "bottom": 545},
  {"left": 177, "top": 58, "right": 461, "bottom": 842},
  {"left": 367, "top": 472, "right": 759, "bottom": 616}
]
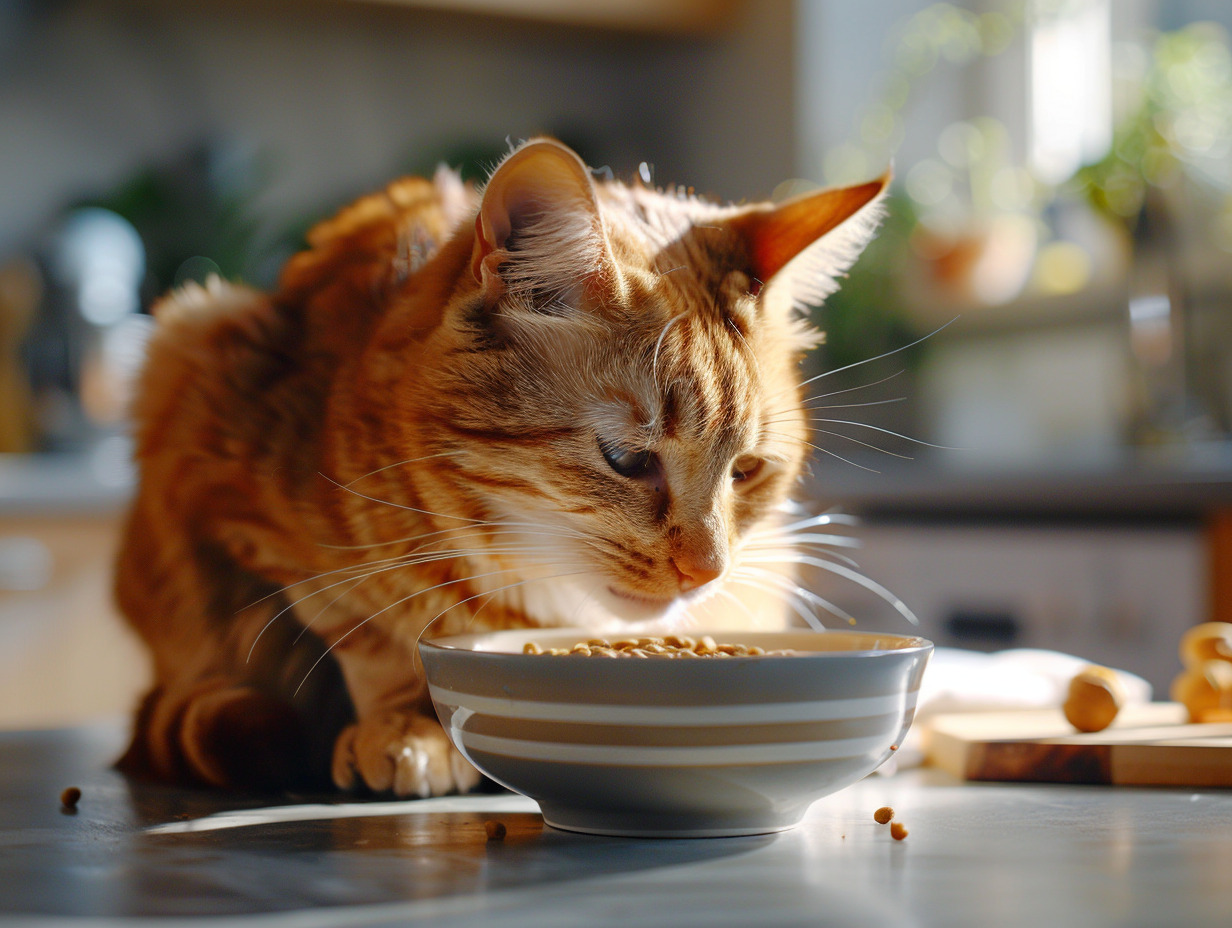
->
[{"left": 399, "top": 139, "right": 886, "bottom": 628}]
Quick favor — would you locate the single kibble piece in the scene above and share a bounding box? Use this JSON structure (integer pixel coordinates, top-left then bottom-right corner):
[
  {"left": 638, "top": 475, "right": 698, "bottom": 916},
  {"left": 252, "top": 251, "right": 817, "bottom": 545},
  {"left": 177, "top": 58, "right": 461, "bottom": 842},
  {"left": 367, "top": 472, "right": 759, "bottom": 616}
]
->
[
  {"left": 60, "top": 787, "right": 81, "bottom": 810},
  {"left": 1178, "top": 622, "right": 1232, "bottom": 668},
  {"left": 484, "top": 820, "right": 507, "bottom": 841},
  {"left": 1170, "top": 660, "right": 1232, "bottom": 723},
  {"left": 890, "top": 821, "right": 909, "bottom": 841},
  {"left": 873, "top": 806, "right": 894, "bottom": 825},
  {"left": 1063, "top": 665, "right": 1126, "bottom": 733}
]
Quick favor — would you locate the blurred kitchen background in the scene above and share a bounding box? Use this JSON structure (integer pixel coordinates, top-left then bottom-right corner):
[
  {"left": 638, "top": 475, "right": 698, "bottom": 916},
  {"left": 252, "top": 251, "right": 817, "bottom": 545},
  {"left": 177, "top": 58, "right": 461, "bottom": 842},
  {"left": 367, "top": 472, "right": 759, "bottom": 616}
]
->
[{"left": 2, "top": 0, "right": 1230, "bottom": 727}]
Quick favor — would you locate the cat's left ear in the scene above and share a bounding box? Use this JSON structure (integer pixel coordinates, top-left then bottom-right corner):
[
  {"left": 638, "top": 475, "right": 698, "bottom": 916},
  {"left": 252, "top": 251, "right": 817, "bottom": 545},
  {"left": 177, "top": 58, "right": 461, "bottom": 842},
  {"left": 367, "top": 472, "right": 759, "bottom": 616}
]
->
[
  {"left": 470, "top": 138, "right": 606, "bottom": 306},
  {"left": 732, "top": 171, "right": 890, "bottom": 308}
]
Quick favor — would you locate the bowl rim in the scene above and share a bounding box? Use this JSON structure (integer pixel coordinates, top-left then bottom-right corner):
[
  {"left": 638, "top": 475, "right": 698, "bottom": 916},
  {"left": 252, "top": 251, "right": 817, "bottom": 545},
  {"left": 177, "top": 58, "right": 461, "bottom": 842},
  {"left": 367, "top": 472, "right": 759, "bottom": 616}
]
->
[{"left": 419, "top": 627, "right": 933, "bottom": 660}]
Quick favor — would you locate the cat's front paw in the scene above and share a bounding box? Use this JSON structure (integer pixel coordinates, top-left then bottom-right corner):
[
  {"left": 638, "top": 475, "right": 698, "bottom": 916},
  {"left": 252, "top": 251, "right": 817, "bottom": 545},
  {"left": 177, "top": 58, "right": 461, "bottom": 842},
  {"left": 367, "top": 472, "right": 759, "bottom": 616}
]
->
[{"left": 331, "top": 711, "right": 481, "bottom": 797}]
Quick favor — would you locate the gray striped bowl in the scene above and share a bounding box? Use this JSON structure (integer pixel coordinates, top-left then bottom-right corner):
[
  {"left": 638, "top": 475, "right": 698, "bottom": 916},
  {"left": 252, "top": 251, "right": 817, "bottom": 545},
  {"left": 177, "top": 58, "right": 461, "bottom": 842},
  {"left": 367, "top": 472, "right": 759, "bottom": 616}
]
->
[{"left": 419, "top": 629, "right": 931, "bottom": 837}]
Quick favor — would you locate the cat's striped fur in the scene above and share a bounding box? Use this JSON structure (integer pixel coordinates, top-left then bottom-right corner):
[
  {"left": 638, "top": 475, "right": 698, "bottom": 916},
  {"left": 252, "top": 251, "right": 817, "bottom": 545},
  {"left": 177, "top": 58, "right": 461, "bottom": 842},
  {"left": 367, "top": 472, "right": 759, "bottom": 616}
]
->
[{"left": 114, "top": 139, "right": 888, "bottom": 795}]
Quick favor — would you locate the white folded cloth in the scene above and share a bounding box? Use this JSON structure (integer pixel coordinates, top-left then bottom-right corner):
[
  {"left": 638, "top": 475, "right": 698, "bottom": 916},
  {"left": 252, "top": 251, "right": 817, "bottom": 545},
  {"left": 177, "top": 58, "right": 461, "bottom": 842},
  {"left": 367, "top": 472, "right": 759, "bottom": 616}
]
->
[{"left": 881, "top": 647, "right": 1153, "bottom": 773}]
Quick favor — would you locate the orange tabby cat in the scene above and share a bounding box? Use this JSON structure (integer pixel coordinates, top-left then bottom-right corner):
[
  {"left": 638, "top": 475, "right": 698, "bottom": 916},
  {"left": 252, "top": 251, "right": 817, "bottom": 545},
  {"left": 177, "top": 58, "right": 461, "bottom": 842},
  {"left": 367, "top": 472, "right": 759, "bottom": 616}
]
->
[{"left": 114, "top": 138, "right": 887, "bottom": 795}]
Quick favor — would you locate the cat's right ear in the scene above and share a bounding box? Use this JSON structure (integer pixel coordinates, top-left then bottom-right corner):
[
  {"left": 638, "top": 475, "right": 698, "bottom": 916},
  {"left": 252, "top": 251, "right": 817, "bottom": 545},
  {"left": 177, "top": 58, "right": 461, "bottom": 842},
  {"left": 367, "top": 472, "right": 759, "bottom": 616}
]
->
[
  {"left": 733, "top": 172, "right": 890, "bottom": 310},
  {"left": 470, "top": 139, "right": 605, "bottom": 307}
]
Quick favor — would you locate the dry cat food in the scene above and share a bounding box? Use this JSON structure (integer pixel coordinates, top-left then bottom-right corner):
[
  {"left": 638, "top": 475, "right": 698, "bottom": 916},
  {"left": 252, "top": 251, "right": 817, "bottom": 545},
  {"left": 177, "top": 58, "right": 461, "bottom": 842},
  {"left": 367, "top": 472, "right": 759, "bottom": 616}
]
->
[
  {"left": 873, "top": 804, "right": 908, "bottom": 840},
  {"left": 1171, "top": 623, "right": 1232, "bottom": 723},
  {"left": 1171, "top": 659, "right": 1232, "bottom": 723},
  {"left": 522, "top": 635, "right": 797, "bottom": 659},
  {"left": 1178, "top": 622, "right": 1232, "bottom": 667},
  {"left": 59, "top": 786, "right": 81, "bottom": 811},
  {"left": 1063, "top": 665, "right": 1126, "bottom": 733},
  {"left": 484, "top": 819, "right": 507, "bottom": 842}
]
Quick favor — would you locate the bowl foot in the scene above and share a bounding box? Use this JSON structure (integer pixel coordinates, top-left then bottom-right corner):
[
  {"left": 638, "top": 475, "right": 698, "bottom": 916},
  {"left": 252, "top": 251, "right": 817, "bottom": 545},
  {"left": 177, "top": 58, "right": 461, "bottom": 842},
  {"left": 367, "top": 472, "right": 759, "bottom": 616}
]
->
[{"left": 538, "top": 803, "right": 806, "bottom": 839}]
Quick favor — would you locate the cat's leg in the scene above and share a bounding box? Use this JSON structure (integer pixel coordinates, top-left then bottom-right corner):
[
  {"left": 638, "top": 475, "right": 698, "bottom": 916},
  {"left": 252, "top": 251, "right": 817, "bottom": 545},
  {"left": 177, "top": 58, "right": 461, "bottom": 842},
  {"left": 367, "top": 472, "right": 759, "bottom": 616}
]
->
[
  {"left": 117, "top": 497, "right": 472, "bottom": 795},
  {"left": 117, "top": 537, "right": 354, "bottom": 791},
  {"left": 119, "top": 677, "right": 316, "bottom": 789},
  {"left": 319, "top": 618, "right": 481, "bottom": 797},
  {"left": 118, "top": 606, "right": 355, "bottom": 791}
]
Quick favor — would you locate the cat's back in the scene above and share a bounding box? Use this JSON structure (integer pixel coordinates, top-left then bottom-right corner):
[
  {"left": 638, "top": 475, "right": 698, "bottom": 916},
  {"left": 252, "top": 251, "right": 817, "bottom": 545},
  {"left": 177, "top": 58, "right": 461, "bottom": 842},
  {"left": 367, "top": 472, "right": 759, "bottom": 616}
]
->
[
  {"left": 279, "top": 167, "right": 475, "bottom": 304},
  {"left": 131, "top": 169, "right": 476, "bottom": 464}
]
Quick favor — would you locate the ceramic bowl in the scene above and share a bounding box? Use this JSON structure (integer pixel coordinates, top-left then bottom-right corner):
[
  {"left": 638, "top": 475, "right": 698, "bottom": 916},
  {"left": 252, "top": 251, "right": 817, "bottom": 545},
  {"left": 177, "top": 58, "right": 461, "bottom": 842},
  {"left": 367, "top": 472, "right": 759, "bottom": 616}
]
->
[{"left": 419, "top": 628, "right": 932, "bottom": 838}]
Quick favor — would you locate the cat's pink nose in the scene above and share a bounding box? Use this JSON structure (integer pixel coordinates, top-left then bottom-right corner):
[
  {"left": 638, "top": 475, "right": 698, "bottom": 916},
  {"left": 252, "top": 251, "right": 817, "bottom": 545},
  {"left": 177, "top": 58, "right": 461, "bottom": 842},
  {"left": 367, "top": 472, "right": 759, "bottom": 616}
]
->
[{"left": 672, "top": 556, "right": 723, "bottom": 593}]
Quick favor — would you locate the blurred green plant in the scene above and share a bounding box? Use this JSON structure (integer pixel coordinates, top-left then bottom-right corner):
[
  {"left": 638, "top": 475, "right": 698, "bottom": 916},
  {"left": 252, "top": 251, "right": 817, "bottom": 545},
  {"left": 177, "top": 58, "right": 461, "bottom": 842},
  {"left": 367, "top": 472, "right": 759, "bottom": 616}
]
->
[
  {"left": 824, "top": 1, "right": 1026, "bottom": 188},
  {"left": 76, "top": 129, "right": 610, "bottom": 310},
  {"left": 811, "top": 2, "right": 1041, "bottom": 368},
  {"left": 1074, "top": 21, "right": 1232, "bottom": 227},
  {"left": 77, "top": 145, "right": 286, "bottom": 302}
]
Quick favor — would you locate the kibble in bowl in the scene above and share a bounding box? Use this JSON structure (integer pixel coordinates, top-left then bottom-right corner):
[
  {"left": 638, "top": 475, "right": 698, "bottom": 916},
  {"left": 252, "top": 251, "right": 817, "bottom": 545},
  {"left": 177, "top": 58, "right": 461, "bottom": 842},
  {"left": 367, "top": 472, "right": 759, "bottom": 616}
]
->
[
  {"left": 419, "top": 628, "right": 932, "bottom": 838},
  {"left": 522, "top": 634, "right": 797, "bottom": 659}
]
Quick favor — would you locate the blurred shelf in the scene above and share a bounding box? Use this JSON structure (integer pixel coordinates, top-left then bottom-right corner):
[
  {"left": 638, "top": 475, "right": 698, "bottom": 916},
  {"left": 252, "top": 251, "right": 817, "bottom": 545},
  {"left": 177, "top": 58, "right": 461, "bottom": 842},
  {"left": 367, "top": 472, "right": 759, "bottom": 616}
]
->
[
  {"left": 0, "top": 450, "right": 133, "bottom": 516},
  {"left": 6, "top": 445, "right": 1232, "bottom": 523},
  {"left": 902, "top": 280, "right": 1131, "bottom": 339},
  {"left": 354, "top": 0, "right": 741, "bottom": 33},
  {"left": 808, "top": 451, "right": 1232, "bottom": 526}
]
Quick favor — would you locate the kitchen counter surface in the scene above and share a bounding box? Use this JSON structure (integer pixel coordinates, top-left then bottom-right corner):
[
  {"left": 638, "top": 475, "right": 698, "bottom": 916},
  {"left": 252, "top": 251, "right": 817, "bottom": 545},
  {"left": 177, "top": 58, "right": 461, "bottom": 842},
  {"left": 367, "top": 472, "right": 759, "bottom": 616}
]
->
[{"left": 2, "top": 723, "right": 1229, "bottom": 927}]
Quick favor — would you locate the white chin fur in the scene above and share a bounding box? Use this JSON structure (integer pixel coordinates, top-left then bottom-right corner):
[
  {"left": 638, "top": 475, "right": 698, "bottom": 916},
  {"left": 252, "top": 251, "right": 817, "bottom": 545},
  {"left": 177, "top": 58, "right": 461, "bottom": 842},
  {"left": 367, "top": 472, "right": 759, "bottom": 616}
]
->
[{"left": 518, "top": 574, "right": 691, "bottom": 630}]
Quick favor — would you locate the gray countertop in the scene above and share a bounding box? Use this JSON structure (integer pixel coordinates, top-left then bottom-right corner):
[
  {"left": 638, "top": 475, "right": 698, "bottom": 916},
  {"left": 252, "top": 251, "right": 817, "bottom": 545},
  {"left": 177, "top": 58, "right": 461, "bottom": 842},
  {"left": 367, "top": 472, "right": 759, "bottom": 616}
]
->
[{"left": 3, "top": 722, "right": 1230, "bottom": 927}]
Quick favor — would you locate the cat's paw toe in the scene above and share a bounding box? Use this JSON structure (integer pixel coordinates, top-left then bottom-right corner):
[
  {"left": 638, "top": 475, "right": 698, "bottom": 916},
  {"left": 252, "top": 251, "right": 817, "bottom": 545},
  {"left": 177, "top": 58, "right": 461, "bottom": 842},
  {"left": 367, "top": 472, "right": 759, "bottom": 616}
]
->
[
  {"left": 332, "top": 712, "right": 479, "bottom": 797},
  {"left": 330, "top": 723, "right": 362, "bottom": 791}
]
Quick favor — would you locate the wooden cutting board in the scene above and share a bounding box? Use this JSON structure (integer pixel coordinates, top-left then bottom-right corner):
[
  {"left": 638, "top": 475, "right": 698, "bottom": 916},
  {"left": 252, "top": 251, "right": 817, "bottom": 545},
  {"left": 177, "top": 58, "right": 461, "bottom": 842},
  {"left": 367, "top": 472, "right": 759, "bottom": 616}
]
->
[{"left": 922, "top": 702, "right": 1232, "bottom": 787}]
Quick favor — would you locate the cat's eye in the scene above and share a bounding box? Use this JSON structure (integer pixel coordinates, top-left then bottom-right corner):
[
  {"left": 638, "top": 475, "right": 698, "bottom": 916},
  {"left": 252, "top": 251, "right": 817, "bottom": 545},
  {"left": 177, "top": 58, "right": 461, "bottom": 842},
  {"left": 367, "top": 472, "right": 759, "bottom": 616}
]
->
[
  {"left": 731, "top": 455, "right": 764, "bottom": 483},
  {"left": 599, "top": 438, "right": 656, "bottom": 479}
]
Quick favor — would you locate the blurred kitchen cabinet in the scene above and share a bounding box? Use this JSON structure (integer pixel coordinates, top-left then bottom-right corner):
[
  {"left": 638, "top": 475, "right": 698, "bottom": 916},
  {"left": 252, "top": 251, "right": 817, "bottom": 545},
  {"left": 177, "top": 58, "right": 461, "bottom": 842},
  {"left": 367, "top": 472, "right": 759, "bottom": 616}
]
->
[
  {"left": 0, "top": 511, "right": 149, "bottom": 730},
  {"left": 1209, "top": 509, "right": 1232, "bottom": 627}
]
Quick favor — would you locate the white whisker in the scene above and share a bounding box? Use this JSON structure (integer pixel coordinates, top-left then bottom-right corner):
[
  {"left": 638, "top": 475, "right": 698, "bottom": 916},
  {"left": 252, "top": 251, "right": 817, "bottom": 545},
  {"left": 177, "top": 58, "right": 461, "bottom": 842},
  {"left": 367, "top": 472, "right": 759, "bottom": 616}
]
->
[
  {"left": 298, "top": 564, "right": 591, "bottom": 697},
  {"left": 317, "top": 471, "right": 482, "bottom": 524},
  {"left": 561, "top": 574, "right": 608, "bottom": 627},
  {"left": 800, "top": 369, "right": 906, "bottom": 404},
  {"left": 318, "top": 519, "right": 587, "bottom": 552},
  {"left": 736, "top": 565, "right": 857, "bottom": 626},
  {"left": 782, "top": 435, "right": 882, "bottom": 473},
  {"left": 811, "top": 427, "right": 914, "bottom": 461},
  {"left": 797, "top": 318, "right": 957, "bottom": 389},
  {"left": 756, "top": 511, "right": 860, "bottom": 536},
  {"left": 246, "top": 532, "right": 578, "bottom": 661},
  {"left": 802, "top": 397, "right": 906, "bottom": 412},
  {"left": 750, "top": 554, "right": 918, "bottom": 625},
  {"left": 809, "top": 418, "right": 957, "bottom": 451},
  {"left": 726, "top": 572, "right": 824, "bottom": 630},
  {"left": 746, "top": 531, "right": 860, "bottom": 550},
  {"left": 340, "top": 451, "right": 459, "bottom": 488},
  {"left": 291, "top": 576, "right": 367, "bottom": 646},
  {"left": 651, "top": 314, "right": 682, "bottom": 391},
  {"left": 411, "top": 561, "right": 593, "bottom": 666},
  {"left": 744, "top": 541, "right": 862, "bottom": 571},
  {"left": 711, "top": 587, "right": 757, "bottom": 624}
]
